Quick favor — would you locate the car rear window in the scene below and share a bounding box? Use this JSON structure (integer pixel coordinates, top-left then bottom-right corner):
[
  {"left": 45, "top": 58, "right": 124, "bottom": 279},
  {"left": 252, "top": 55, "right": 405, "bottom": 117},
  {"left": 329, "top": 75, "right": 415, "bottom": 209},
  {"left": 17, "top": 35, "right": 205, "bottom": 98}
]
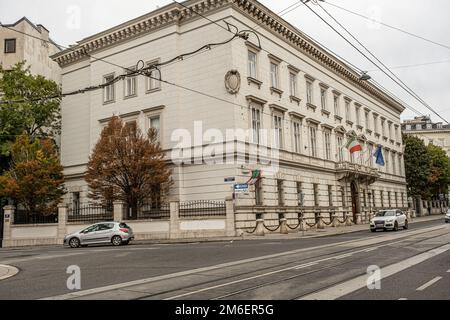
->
[{"left": 119, "top": 223, "right": 130, "bottom": 228}]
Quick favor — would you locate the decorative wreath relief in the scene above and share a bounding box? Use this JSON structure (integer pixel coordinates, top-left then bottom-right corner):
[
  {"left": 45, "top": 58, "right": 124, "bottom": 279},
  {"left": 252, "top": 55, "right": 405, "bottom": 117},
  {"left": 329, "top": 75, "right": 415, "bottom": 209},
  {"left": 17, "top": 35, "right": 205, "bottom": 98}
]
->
[{"left": 224, "top": 70, "right": 241, "bottom": 94}]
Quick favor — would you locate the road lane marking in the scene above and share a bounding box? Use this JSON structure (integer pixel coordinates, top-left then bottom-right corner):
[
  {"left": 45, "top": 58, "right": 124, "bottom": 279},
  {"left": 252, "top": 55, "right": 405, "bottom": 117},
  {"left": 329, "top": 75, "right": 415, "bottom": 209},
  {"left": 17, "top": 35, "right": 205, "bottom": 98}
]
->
[
  {"left": 299, "top": 243, "right": 450, "bottom": 300},
  {"left": 0, "top": 265, "right": 19, "bottom": 280},
  {"left": 416, "top": 277, "right": 443, "bottom": 291},
  {"left": 447, "top": 269, "right": 450, "bottom": 273},
  {"left": 399, "top": 298, "right": 408, "bottom": 300},
  {"left": 40, "top": 225, "right": 448, "bottom": 300}
]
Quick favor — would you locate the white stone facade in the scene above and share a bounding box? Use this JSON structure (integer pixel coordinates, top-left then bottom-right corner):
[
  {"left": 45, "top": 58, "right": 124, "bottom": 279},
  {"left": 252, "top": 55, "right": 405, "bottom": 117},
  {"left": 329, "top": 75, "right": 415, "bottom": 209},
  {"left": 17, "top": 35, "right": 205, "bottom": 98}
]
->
[
  {"left": 53, "top": 0, "right": 408, "bottom": 219},
  {"left": 0, "top": 17, "right": 61, "bottom": 83}
]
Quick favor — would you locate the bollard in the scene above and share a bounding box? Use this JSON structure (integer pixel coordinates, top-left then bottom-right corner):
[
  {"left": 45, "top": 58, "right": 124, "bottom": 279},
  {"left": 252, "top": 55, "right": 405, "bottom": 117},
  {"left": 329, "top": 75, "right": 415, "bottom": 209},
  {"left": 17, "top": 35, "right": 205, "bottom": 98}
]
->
[
  {"left": 255, "top": 218, "right": 265, "bottom": 236},
  {"left": 279, "top": 218, "right": 288, "bottom": 234},
  {"left": 298, "top": 217, "right": 306, "bottom": 232},
  {"left": 345, "top": 214, "right": 353, "bottom": 226},
  {"left": 355, "top": 213, "right": 362, "bottom": 225},
  {"left": 331, "top": 214, "right": 339, "bottom": 228},
  {"left": 317, "top": 215, "right": 325, "bottom": 229}
]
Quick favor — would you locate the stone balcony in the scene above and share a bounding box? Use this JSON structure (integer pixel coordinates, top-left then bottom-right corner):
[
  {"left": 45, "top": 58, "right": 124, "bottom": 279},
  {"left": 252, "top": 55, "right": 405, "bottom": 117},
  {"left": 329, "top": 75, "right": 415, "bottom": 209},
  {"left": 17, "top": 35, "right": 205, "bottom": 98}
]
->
[{"left": 335, "top": 161, "right": 380, "bottom": 184}]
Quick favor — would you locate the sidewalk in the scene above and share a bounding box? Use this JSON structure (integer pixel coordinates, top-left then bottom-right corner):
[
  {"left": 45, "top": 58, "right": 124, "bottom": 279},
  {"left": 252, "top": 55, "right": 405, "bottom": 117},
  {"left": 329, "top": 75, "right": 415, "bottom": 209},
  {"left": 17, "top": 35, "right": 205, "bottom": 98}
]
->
[
  {"left": 0, "top": 264, "right": 19, "bottom": 281},
  {"left": 132, "top": 214, "right": 446, "bottom": 245}
]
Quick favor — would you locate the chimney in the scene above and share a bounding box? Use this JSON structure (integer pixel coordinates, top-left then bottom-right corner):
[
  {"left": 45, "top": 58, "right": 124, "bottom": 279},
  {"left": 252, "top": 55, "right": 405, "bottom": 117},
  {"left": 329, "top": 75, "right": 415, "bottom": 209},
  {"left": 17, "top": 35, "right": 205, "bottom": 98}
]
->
[{"left": 36, "top": 24, "right": 49, "bottom": 42}]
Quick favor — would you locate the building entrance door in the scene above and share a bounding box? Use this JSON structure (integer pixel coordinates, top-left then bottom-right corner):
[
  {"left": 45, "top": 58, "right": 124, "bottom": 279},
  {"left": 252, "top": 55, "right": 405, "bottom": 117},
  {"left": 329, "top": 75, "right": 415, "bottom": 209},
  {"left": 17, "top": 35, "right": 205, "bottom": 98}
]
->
[{"left": 350, "top": 182, "right": 360, "bottom": 222}]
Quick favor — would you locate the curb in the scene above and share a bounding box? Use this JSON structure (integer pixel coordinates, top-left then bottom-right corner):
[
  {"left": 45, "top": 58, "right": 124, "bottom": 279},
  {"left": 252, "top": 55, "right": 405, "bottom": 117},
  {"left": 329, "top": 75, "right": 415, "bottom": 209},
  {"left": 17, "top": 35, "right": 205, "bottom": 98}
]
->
[
  {"left": 0, "top": 264, "right": 19, "bottom": 281},
  {"left": 130, "top": 215, "right": 445, "bottom": 246}
]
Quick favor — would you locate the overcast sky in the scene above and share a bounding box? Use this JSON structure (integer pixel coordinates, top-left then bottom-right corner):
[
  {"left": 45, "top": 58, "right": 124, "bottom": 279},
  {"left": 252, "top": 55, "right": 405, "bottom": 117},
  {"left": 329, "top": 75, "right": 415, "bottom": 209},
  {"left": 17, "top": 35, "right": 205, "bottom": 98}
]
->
[{"left": 1, "top": 0, "right": 449, "bottom": 122}]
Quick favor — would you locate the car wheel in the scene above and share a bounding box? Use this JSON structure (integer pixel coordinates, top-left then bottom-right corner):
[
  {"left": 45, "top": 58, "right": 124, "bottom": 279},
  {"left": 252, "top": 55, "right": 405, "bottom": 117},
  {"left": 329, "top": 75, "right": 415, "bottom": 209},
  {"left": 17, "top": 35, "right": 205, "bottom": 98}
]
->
[
  {"left": 403, "top": 220, "right": 409, "bottom": 230},
  {"left": 393, "top": 222, "right": 399, "bottom": 232},
  {"left": 371, "top": 229, "right": 376, "bottom": 233},
  {"left": 69, "top": 237, "right": 80, "bottom": 248},
  {"left": 111, "top": 236, "right": 122, "bottom": 246}
]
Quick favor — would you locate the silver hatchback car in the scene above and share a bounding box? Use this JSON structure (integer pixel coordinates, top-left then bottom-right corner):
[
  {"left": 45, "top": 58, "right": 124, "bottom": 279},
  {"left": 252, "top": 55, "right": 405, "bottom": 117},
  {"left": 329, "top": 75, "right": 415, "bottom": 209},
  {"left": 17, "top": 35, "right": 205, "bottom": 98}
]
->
[{"left": 64, "top": 222, "right": 134, "bottom": 248}]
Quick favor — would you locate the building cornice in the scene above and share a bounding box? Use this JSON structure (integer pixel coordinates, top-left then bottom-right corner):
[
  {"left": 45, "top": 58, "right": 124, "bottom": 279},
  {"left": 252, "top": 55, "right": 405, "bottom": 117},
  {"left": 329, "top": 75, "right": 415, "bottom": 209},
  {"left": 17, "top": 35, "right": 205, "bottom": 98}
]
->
[{"left": 52, "top": 0, "right": 405, "bottom": 113}]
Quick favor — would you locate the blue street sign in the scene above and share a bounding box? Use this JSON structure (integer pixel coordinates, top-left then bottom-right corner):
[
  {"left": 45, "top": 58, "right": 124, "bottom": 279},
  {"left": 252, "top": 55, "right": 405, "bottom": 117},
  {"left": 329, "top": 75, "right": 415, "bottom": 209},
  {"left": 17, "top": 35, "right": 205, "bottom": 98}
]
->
[{"left": 234, "top": 184, "right": 249, "bottom": 191}]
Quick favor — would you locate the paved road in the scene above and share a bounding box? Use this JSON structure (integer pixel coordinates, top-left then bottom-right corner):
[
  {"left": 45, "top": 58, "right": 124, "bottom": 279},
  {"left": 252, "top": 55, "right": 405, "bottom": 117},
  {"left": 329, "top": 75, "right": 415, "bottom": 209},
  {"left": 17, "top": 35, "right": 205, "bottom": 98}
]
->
[{"left": 0, "top": 219, "right": 449, "bottom": 300}]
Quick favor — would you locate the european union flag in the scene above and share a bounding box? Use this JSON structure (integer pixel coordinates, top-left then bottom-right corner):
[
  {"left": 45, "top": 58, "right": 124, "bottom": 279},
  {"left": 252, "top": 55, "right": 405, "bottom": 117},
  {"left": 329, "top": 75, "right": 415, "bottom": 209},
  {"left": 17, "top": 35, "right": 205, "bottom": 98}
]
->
[{"left": 374, "top": 145, "right": 385, "bottom": 166}]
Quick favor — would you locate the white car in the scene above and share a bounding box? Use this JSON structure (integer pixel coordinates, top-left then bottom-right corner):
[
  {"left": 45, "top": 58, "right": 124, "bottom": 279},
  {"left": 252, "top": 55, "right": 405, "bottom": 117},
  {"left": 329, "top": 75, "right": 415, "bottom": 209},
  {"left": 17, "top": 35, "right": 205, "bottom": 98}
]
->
[
  {"left": 445, "top": 210, "right": 450, "bottom": 223},
  {"left": 370, "top": 209, "right": 408, "bottom": 232}
]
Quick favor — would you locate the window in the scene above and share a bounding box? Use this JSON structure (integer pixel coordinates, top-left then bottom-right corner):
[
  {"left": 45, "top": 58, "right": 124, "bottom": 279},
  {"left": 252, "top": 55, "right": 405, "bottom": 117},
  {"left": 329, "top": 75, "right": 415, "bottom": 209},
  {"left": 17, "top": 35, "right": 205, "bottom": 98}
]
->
[
  {"left": 395, "top": 192, "right": 398, "bottom": 207},
  {"left": 251, "top": 106, "right": 262, "bottom": 144},
  {"left": 363, "top": 190, "right": 367, "bottom": 207},
  {"left": 255, "top": 179, "right": 263, "bottom": 206},
  {"left": 345, "top": 100, "right": 350, "bottom": 121},
  {"left": 337, "top": 135, "right": 344, "bottom": 162},
  {"left": 324, "top": 131, "right": 332, "bottom": 160},
  {"left": 270, "top": 62, "right": 279, "bottom": 88},
  {"left": 4, "top": 39, "right": 16, "bottom": 53},
  {"left": 406, "top": 124, "right": 411, "bottom": 130},
  {"left": 277, "top": 180, "right": 284, "bottom": 206},
  {"left": 398, "top": 154, "right": 403, "bottom": 176},
  {"left": 416, "top": 124, "right": 422, "bottom": 130},
  {"left": 309, "top": 125, "right": 318, "bottom": 157},
  {"left": 380, "top": 191, "right": 384, "bottom": 207},
  {"left": 293, "top": 121, "right": 302, "bottom": 153},
  {"left": 388, "top": 191, "right": 392, "bottom": 208},
  {"left": 381, "top": 120, "right": 386, "bottom": 136},
  {"left": 124, "top": 67, "right": 137, "bottom": 97},
  {"left": 248, "top": 50, "right": 257, "bottom": 78},
  {"left": 374, "top": 115, "right": 379, "bottom": 133},
  {"left": 72, "top": 192, "right": 80, "bottom": 213},
  {"left": 149, "top": 115, "right": 161, "bottom": 142},
  {"left": 297, "top": 182, "right": 304, "bottom": 206},
  {"left": 313, "top": 184, "right": 319, "bottom": 207},
  {"left": 306, "top": 81, "right": 313, "bottom": 104},
  {"left": 103, "top": 74, "right": 115, "bottom": 103},
  {"left": 355, "top": 106, "right": 361, "bottom": 126},
  {"left": 273, "top": 114, "right": 283, "bottom": 149},
  {"left": 320, "top": 88, "right": 327, "bottom": 111},
  {"left": 146, "top": 63, "right": 161, "bottom": 92},
  {"left": 388, "top": 123, "right": 392, "bottom": 139},
  {"left": 365, "top": 112, "right": 370, "bottom": 130},
  {"left": 341, "top": 186, "right": 346, "bottom": 207},
  {"left": 401, "top": 193, "right": 405, "bottom": 207},
  {"left": 392, "top": 153, "right": 396, "bottom": 175},
  {"left": 289, "top": 72, "right": 297, "bottom": 97},
  {"left": 125, "top": 120, "right": 137, "bottom": 136},
  {"left": 334, "top": 95, "right": 340, "bottom": 116},
  {"left": 328, "top": 185, "right": 333, "bottom": 207},
  {"left": 372, "top": 191, "right": 376, "bottom": 207},
  {"left": 368, "top": 144, "right": 374, "bottom": 166}
]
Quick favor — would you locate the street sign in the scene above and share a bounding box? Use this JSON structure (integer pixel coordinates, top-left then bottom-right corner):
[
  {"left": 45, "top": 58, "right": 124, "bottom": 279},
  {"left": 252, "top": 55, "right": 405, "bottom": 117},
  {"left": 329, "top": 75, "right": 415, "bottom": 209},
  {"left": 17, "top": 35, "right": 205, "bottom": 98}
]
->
[{"left": 234, "top": 183, "right": 249, "bottom": 193}]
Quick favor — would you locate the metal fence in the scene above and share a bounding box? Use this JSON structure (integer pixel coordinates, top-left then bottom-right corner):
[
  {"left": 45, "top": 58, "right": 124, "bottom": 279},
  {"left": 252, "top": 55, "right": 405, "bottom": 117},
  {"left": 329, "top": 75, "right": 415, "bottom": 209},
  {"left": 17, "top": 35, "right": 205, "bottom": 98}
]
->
[
  {"left": 13, "top": 210, "right": 58, "bottom": 225},
  {"left": 67, "top": 204, "right": 113, "bottom": 223},
  {"left": 180, "top": 200, "right": 226, "bottom": 218},
  {"left": 123, "top": 203, "right": 170, "bottom": 220}
]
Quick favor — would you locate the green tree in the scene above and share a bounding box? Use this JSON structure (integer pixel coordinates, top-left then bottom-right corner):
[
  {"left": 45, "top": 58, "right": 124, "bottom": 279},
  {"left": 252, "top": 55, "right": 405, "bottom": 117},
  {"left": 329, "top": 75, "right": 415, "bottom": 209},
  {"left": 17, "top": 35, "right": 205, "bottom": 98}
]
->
[
  {"left": 403, "top": 134, "right": 432, "bottom": 199},
  {"left": 427, "top": 144, "right": 450, "bottom": 196},
  {"left": 0, "top": 62, "right": 61, "bottom": 169},
  {"left": 0, "top": 135, "right": 66, "bottom": 216}
]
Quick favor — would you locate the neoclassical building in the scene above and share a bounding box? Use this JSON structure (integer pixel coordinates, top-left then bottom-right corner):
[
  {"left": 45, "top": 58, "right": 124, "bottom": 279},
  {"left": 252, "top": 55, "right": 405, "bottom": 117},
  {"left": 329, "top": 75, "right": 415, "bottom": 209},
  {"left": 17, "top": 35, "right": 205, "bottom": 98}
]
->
[{"left": 53, "top": 0, "right": 408, "bottom": 224}]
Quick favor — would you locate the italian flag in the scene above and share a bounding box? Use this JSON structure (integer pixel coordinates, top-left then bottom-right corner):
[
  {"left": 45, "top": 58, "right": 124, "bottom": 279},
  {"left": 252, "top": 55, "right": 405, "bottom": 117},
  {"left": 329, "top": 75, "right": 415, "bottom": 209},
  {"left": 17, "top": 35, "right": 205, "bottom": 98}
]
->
[
  {"left": 345, "top": 136, "right": 362, "bottom": 154},
  {"left": 247, "top": 170, "right": 262, "bottom": 185}
]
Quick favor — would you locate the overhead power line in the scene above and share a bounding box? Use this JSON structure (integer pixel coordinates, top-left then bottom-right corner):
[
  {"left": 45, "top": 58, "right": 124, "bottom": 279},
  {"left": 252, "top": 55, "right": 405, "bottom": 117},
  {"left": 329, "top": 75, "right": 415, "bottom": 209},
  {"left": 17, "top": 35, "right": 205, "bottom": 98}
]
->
[
  {"left": 365, "top": 59, "right": 450, "bottom": 72},
  {"left": 323, "top": 0, "right": 450, "bottom": 51},
  {"left": 301, "top": 1, "right": 449, "bottom": 124}
]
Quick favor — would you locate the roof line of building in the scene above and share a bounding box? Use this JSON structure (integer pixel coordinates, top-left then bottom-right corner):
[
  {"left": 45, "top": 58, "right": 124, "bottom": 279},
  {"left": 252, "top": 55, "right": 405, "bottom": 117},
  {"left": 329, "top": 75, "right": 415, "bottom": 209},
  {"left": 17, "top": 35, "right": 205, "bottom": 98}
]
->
[
  {"left": 1, "top": 16, "right": 62, "bottom": 50},
  {"left": 51, "top": 0, "right": 405, "bottom": 113}
]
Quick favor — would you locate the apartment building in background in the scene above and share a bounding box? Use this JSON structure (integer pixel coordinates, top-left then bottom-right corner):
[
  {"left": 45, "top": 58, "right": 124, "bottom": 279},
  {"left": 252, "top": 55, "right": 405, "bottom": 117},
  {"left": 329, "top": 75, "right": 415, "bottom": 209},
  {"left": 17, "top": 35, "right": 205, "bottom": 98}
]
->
[
  {"left": 402, "top": 116, "right": 450, "bottom": 157},
  {"left": 0, "top": 17, "right": 61, "bottom": 83},
  {"left": 53, "top": 0, "right": 408, "bottom": 229}
]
